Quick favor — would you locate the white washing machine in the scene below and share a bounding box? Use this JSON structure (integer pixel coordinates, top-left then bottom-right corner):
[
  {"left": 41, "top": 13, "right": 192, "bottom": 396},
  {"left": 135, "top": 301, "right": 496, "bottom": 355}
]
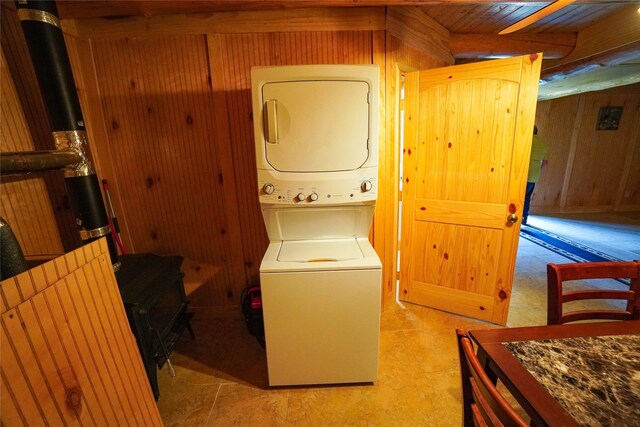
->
[{"left": 251, "top": 65, "right": 381, "bottom": 386}]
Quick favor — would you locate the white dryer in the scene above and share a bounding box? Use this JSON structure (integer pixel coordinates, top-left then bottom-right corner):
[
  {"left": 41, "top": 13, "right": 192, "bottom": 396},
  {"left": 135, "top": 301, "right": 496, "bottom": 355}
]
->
[{"left": 251, "top": 65, "right": 381, "bottom": 386}]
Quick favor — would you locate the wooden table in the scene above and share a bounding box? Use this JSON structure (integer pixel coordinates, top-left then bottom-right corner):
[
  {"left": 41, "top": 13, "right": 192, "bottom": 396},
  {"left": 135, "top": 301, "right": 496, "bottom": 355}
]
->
[{"left": 469, "top": 321, "right": 640, "bottom": 427}]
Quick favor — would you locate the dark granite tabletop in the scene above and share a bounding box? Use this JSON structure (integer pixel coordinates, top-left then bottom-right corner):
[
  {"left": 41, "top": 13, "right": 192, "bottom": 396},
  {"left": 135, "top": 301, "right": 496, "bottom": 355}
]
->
[{"left": 504, "top": 334, "right": 640, "bottom": 427}]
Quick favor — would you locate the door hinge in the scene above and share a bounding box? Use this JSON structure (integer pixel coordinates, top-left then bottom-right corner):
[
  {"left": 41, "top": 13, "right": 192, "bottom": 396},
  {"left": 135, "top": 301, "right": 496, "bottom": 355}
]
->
[
  {"left": 398, "top": 190, "right": 402, "bottom": 202},
  {"left": 396, "top": 271, "right": 400, "bottom": 280}
]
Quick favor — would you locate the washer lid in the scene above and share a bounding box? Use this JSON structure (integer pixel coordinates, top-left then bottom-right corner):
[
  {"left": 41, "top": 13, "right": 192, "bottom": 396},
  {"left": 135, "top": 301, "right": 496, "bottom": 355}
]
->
[
  {"left": 277, "top": 239, "right": 364, "bottom": 262},
  {"left": 262, "top": 80, "right": 370, "bottom": 172}
]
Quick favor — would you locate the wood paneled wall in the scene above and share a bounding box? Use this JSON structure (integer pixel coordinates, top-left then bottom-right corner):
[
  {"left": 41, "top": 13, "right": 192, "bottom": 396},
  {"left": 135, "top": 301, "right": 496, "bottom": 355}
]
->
[
  {"left": 377, "top": 33, "right": 450, "bottom": 309},
  {"left": 3, "top": 6, "right": 452, "bottom": 309},
  {"left": 534, "top": 83, "right": 640, "bottom": 212},
  {"left": 0, "top": 4, "right": 80, "bottom": 258},
  {"left": 0, "top": 51, "right": 63, "bottom": 257},
  {"left": 85, "top": 35, "right": 246, "bottom": 307},
  {"left": 0, "top": 238, "right": 162, "bottom": 426}
]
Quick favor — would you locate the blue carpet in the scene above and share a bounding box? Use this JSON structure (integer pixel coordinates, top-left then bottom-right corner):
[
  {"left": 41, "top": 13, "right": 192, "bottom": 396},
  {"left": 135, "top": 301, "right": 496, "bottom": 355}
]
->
[{"left": 520, "top": 224, "right": 630, "bottom": 286}]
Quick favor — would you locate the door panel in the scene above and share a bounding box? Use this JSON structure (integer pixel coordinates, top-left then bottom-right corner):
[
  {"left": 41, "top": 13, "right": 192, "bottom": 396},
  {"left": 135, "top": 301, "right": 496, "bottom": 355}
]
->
[
  {"left": 412, "top": 221, "right": 501, "bottom": 306},
  {"left": 418, "top": 80, "right": 517, "bottom": 203},
  {"left": 400, "top": 55, "right": 542, "bottom": 324}
]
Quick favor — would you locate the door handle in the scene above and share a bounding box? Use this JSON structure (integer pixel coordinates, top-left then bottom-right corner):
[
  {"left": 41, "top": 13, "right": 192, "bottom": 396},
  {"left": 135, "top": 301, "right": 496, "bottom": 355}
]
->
[
  {"left": 507, "top": 214, "right": 519, "bottom": 224},
  {"left": 264, "top": 99, "right": 278, "bottom": 144}
]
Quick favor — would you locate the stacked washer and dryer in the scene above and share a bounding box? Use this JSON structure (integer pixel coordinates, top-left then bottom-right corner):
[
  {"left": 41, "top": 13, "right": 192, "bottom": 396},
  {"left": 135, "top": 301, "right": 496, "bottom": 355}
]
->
[{"left": 251, "top": 65, "right": 381, "bottom": 386}]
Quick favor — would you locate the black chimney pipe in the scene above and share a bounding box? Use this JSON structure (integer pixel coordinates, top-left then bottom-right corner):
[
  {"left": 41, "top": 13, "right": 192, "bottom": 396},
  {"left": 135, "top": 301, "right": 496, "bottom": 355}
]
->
[
  {"left": 15, "top": 0, "right": 120, "bottom": 270},
  {"left": 0, "top": 218, "right": 29, "bottom": 281}
]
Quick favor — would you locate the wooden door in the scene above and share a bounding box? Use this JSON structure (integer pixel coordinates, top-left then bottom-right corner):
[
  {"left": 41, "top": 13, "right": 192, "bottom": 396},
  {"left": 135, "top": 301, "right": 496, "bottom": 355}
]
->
[{"left": 399, "top": 55, "right": 542, "bottom": 325}]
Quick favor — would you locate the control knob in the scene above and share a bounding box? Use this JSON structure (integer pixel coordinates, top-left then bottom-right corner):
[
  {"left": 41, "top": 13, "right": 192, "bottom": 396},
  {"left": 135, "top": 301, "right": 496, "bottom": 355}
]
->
[
  {"left": 361, "top": 180, "right": 373, "bottom": 192},
  {"left": 309, "top": 192, "right": 319, "bottom": 201},
  {"left": 262, "top": 183, "right": 275, "bottom": 195},
  {"left": 296, "top": 193, "right": 306, "bottom": 202}
]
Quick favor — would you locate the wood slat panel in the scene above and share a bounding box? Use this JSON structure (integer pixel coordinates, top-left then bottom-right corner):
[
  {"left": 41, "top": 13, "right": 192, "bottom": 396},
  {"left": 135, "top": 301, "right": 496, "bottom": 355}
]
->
[
  {"left": 42, "top": 284, "right": 111, "bottom": 425},
  {"left": 55, "top": 276, "right": 128, "bottom": 424},
  {"left": 0, "top": 277, "right": 22, "bottom": 310},
  {"left": 219, "top": 31, "right": 373, "bottom": 288},
  {"left": 0, "top": 238, "right": 162, "bottom": 426},
  {"left": 0, "top": 371, "right": 27, "bottom": 426},
  {"left": 13, "top": 298, "right": 88, "bottom": 424}
]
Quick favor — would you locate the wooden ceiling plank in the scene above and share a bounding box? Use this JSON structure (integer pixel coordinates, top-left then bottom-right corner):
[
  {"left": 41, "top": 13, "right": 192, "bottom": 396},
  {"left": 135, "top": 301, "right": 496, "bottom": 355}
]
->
[
  {"left": 466, "top": 4, "right": 516, "bottom": 33},
  {"left": 491, "top": 5, "right": 538, "bottom": 32},
  {"left": 417, "top": 5, "right": 470, "bottom": 30},
  {"left": 531, "top": 4, "right": 613, "bottom": 33},
  {"left": 530, "top": 6, "right": 581, "bottom": 32},
  {"left": 449, "top": 5, "right": 496, "bottom": 33}
]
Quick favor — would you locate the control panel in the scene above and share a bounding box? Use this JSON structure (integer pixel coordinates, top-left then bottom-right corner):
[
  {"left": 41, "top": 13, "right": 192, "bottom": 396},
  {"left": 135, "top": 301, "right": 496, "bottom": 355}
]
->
[{"left": 257, "top": 170, "right": 377, "bottom": 205}]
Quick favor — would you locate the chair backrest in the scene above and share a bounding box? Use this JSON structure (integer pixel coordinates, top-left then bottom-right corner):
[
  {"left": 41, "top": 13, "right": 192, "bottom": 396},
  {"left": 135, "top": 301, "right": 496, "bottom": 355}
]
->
[
  {"left": 547, "top": 260, "right": 640, "bottom": 325},
  {"left": 456, "top": 330, "right": 528, "bottom": 427}
]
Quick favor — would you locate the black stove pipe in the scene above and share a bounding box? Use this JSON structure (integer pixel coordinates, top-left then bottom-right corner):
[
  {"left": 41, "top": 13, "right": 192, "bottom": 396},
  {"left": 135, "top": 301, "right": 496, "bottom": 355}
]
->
[
  {"left": 15, "top": 0, "right": 119, "bottom": 270},
  {"left": 0, "top": 218, "right": 29, "bottom": 281}
]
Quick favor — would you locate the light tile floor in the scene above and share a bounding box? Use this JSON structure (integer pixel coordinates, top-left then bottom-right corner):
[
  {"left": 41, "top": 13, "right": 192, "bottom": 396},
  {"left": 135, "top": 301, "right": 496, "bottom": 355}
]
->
[{"left": 157, "top": 212, "right": 640, "bottom": 426}]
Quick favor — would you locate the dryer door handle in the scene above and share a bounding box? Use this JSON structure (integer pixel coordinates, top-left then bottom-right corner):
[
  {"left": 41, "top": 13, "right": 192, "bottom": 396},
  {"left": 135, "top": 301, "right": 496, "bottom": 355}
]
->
[{"left": 264, "top": 99, "right": 279, "bottom": 144}]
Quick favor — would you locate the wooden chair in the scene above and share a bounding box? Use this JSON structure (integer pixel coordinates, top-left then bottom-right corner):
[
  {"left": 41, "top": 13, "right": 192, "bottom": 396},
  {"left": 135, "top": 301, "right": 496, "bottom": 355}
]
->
[
  {"left": 456, "top": 329, "right": 528, "bottom": 427},
  {"left": 547, "top": 261, "right": 640, "bottom": 325}
]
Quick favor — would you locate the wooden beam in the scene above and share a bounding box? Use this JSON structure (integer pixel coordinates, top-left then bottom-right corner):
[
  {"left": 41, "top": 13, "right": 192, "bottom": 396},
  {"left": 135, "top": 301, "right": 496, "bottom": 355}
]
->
[
  {"left": 55, "top": 1, "right": 630, "bottom": 19},
  {"left": 451, "top": 32, "right": 576, "bottom": 59},
  {"left": 541, "top": 41, "right": 640, "bottom": 81},
  {"left": 542, "top": 4, "right": 640, "bottom": 77},
  {"left": 386, "top": 6, "right": 453, "bottom": 64},
  {"left": 63, "top": 7, "right": 385, "bottom": 38}
]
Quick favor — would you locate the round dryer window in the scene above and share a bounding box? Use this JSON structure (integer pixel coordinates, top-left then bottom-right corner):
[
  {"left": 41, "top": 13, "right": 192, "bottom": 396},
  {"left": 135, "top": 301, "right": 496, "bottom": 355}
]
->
[{"left": 261, "top": 80, "right": 371, "bottom": 172}]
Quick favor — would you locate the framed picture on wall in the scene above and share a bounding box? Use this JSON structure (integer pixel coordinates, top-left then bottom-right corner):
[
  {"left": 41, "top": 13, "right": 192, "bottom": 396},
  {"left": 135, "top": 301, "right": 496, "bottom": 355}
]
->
[{"left": 596, "top": 106, "right": 623, "bottom": 131}]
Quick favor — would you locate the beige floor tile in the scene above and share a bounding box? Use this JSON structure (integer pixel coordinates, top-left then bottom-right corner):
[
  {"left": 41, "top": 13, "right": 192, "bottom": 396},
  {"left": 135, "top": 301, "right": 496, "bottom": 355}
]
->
[
  {"left": 206, "top": 383, "right": 288, "bottom": 426},
  {"left": 380, "top": 301, "right": 426, "bottom": 331},
  {"left": 156, "top": 380, "right": 219, "bottom": 427},
  {"left": 285, "top": 385, "right": 373, "bottom": 426}
]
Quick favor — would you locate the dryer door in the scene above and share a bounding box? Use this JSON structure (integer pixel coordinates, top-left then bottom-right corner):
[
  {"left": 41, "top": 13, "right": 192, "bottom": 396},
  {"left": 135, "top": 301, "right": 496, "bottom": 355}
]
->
[{"left": 261, "top": 80, "right": 370, "bottom": 172}]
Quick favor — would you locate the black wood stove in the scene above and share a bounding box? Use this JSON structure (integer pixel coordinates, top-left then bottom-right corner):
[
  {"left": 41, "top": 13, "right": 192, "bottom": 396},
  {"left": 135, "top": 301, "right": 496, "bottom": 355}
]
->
[{"left": 115, "top": 254, "right": 194, "bottom": 400}]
